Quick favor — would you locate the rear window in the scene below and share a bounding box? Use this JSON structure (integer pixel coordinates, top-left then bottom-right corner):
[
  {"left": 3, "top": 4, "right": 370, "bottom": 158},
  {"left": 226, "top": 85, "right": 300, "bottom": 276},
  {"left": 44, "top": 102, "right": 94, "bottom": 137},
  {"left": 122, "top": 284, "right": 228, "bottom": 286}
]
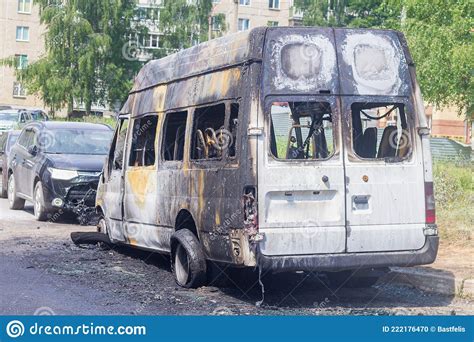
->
[
  {"left": 269, "top": 101, "right": 334, "bottom": 160},
  {"left": 351, "top": 103, "right": 411, "bottom": 162}
]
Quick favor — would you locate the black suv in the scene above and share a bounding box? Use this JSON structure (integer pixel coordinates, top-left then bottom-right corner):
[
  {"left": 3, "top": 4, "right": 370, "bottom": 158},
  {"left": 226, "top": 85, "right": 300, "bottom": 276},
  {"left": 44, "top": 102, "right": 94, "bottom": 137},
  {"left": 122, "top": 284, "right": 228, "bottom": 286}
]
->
[{"left": 7, "top": 121, "right": 113, "bottom": 222}]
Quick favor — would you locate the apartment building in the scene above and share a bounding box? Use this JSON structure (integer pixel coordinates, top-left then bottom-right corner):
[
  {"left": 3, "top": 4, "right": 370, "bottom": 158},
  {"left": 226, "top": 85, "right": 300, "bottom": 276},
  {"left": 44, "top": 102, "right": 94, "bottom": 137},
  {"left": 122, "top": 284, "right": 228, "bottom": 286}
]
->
[
  {"left": 210, "top": 0, "right": 303, "bottom": 36},
  {"left": 0, "top": 0, "right": 45, "bottom": 108}
]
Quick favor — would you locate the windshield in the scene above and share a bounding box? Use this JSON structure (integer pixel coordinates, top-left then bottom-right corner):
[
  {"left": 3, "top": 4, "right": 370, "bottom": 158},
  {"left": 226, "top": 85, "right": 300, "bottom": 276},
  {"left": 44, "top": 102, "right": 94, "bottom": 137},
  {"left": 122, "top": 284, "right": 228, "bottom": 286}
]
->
[
  {"left": 270, "top": 101, "right": 334, "bottom": 160},
  {"left": 0, "top": 112, "right": 18, "bottom": 122},
  {"left": 42, "top": 128, "right": 113, "bottom": 155}
]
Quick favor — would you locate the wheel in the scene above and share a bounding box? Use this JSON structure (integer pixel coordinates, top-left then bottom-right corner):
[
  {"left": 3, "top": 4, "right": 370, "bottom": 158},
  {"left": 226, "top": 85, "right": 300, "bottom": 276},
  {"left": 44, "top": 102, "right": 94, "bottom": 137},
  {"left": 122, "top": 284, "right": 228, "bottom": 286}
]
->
[
  {"left": 170, "top": 229, "right": 207, "bottom": 288},
  {"left": 33, "top": 181, "right": 49, "bottom": 221},
  {"left": 7, "top": 174, "right": 25, "bottom": 210},
  {"left": 327, "top": 269, "right": 383, "bottom": 288}
]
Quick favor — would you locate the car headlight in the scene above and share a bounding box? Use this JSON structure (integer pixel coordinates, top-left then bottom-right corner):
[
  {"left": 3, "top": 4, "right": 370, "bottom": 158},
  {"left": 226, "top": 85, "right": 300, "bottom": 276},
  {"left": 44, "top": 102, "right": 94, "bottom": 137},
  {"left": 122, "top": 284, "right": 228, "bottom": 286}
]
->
[{"left": 48, "top": 168, "right": 79, "bottom": 180}]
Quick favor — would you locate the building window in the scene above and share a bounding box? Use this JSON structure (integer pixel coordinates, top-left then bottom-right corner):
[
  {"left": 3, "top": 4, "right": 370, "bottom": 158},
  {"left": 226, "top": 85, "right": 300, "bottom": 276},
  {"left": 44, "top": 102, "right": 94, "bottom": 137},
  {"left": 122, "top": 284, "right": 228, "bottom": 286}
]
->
[
  {"left": 15, "top": 55, "right": 28, "bottom": 70},
  {"left": 18, "top": 0, "right": 31, "bottom": 14},
  {"left": 211, "top": 16, "right": 221, "bottom": 31},
  {"left": 239, "top": 0, "right": 250, "bottom": 5},
  {"left": 269, "top": 0, "right": 280, "bottom": 9},
  {"left": 16, "top": 26, "right": 29, "bottom": 41},
  {"left": 267, "top": 21, "right": 279, "bottom": 26},
  {"left": 13, "top": 82, "right": 27, "bottom": 98},
  {"left": 238, "top": 18, "right": 250, "bottom": 31},
  {"left": 140, "top": 33, "right": 160, "bottom": 49},
  {"left": 212, "top": 0, "right": 220, "bottom": 3}
]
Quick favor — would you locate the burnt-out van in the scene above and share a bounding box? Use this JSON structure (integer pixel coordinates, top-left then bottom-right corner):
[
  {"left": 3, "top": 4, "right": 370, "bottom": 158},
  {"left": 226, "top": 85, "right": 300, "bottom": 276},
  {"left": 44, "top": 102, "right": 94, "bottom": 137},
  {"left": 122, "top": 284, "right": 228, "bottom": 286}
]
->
[{"left": 96, "top": 27, "right": 438, "bottom": 288}]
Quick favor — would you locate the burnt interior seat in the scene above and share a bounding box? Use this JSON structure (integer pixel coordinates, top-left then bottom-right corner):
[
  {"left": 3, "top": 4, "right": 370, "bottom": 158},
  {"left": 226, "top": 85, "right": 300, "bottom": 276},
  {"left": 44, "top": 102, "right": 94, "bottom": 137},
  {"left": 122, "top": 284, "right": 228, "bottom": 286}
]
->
[
  {"left": 377, "top": 126, "right": 398, "bottom": 158},
  {"left": 359, "top": 127, "right": 377, "bottom": 158}
]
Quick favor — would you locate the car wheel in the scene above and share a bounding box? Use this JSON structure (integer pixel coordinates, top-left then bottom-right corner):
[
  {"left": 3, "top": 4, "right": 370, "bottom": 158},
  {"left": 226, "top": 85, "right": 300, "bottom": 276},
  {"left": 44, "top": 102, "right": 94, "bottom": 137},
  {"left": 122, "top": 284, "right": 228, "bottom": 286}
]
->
[
  {"left": 33, "top": 181, "right": 49, "bottom": 221},
  {"left": 7, "top": 174, "right": 25, "bottom": 210},
  {"left": 171, "top": 229, "right": 207, "bottom": 288}
]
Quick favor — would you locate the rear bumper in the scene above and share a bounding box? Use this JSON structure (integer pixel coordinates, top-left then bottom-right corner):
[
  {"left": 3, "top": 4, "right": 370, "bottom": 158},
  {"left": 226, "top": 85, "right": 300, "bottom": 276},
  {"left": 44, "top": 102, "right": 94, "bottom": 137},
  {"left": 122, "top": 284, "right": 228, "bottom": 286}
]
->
[{"left": 258, "top": 236, "right": 439, "bottom": 273}]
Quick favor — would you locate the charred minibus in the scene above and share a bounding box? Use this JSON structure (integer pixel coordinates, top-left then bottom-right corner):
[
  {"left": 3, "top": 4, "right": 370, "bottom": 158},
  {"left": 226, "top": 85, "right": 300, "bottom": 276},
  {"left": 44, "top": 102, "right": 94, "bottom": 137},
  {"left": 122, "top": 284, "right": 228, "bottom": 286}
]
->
[{"left": 96, "top": 27, "right": 438, "bottom": 288}]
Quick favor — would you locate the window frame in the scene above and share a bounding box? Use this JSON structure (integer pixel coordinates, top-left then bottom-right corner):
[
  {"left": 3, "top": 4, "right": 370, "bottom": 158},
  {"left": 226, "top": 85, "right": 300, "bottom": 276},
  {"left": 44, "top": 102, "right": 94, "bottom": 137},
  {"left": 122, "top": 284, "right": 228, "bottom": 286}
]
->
[
  {"left": 17, "top": 0, "right": 31, "bottom": 14},
  {"left": 13, "top": 82, "right": 27, "bottom": 98},
  {"left": 127, "top": 115, "right": 159, "bottom": 168},
  {"left": 347, "top": 99, "right": 414, "bottom": 163},
  {"left": 107, "top": 117, "right": 130, "bottom": 174},
  {"left": 16, "top": 26, "right": 29, "bottom": 41},
  {"left": 237, "top": 18, "right": 250, "bottom": 31},
  {"left": 269, "top": 0, "right": 280, "bottom": 10},
  {"left": 190, "top": 100, "right": 241, "bottom": 164},
  {"left": 161, "top": 110, "right": 189, "bottom": 163}
]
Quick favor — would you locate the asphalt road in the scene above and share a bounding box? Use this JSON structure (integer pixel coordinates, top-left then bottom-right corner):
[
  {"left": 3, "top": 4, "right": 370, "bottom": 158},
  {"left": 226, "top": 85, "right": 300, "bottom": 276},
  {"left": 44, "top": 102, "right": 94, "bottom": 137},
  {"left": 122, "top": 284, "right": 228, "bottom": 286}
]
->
[{"left": 0, "top": 198, "right": 472, "bottom": 315}]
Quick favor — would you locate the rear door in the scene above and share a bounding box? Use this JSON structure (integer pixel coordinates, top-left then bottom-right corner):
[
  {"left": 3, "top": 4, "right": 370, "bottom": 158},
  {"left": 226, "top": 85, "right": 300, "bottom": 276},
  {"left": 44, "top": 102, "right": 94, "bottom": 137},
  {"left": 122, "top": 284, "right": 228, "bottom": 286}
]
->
[
  {"left": 334, "top": 29, "right": 426, "bottom": 252},
  {"left": 257, "top": 96, "right": 346, "bottom": 256}
]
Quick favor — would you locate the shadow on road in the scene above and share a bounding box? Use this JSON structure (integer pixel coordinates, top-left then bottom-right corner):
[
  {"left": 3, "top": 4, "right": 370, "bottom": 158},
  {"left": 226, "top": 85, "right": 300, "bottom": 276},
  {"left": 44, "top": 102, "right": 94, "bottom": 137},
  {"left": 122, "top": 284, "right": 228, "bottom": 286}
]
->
[{"left": 109, "top": 245, "right": 455, "bottom": 312}]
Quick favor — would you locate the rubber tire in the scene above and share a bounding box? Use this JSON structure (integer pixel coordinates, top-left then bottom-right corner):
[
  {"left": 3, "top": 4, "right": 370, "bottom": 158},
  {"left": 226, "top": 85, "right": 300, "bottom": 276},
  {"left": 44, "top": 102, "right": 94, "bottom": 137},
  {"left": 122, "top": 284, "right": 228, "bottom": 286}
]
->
[
  {"left": 7, "top": 174, "right": 25, "bottom": 210},
  {"left": 327, "top": 270, "right": 380, "bottom": 288},
  {"left": 171, "top": 229, "right": 207, "bottom": 288},
  {"left": 33, "top": 181, "right": 49, "bottom": 221}
]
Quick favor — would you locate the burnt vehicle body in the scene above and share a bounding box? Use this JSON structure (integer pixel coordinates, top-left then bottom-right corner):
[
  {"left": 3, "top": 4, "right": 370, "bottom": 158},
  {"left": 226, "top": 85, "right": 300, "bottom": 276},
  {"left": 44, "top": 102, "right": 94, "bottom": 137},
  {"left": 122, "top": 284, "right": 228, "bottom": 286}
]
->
[
  {"left": 0, "top": 130, "right": 20, "bottom": 198},
  {"left": 96, "top": 27, "right": 438, "bottom": 288},
  {"left": 8, "top": 122, "right": 113, "bottom": 223}
]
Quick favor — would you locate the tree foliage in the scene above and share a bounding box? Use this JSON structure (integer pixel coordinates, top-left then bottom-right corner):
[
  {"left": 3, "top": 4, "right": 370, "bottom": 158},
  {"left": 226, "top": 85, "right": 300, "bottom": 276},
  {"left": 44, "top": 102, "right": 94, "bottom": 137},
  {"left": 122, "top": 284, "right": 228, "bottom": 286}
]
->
[
  {"left": 295, "top": 0, "right": 473, "bottom": 117},
  {"left": 159, "top": 0, "right": 213, "bottom": 52}
]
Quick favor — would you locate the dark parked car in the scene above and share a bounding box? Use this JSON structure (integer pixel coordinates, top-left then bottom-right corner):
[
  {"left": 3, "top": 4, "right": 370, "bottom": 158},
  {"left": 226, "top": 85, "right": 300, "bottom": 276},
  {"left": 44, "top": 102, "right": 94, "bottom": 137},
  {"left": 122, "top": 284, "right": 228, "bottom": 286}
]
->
[
  {"left": 0, "top": 130, "right": 21, "bottom": 198},
  {"left": 7, "top": 121, "right": 113, "bottom": 222}
]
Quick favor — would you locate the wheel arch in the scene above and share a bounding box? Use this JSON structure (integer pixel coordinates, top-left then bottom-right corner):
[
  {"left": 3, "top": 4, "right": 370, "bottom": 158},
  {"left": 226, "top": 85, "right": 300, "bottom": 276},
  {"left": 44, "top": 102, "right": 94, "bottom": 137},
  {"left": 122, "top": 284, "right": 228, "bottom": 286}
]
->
[{"left": 174, "top": 209, "right": 199, "bottom": 239}]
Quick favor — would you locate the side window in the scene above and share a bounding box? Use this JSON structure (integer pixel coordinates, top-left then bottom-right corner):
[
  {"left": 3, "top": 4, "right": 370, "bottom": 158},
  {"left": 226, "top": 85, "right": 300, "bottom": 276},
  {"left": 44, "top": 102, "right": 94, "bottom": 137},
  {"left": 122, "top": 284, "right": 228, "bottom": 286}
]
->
[
  {"left": 351, "top": 103, "right": 411, "bottom": 161},
  {"left": 270, "top": 101, "right": 334, "bottom": 160},
  {"left": 129, "top": 116, "right": 158, "bottom": 167},
  {"left": 163, "top": 111, "right": 188, "bottom": 161},
  {"left": 192, "top": 103, "right": 226, "bottom": 160},
  {"left": 109, "top": 118, "right": 129, "bottom": 171}
]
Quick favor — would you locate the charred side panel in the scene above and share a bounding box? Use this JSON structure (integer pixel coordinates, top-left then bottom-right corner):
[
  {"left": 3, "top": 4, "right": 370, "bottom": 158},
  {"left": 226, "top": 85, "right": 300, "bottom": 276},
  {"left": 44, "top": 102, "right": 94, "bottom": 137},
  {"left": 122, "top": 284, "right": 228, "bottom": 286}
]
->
[{"left": 131, "top": 28, "right": 266, "bottom": 93}]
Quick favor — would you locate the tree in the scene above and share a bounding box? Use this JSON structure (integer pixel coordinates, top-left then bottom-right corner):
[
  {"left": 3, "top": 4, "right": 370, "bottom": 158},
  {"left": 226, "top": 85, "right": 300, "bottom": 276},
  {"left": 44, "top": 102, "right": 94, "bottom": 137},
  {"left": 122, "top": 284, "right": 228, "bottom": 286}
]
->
[
  {"left": 159, "top": 0, "right": 213, "bottom": 53},
  {"left": 296, "top": 0, "right": 473, "bottom": 118},
  {"left": 2, "top": 0, "right": 144, "bottom": 117},
  {"left": 398, "top": 0, "right": 473, "bottom": 117}
]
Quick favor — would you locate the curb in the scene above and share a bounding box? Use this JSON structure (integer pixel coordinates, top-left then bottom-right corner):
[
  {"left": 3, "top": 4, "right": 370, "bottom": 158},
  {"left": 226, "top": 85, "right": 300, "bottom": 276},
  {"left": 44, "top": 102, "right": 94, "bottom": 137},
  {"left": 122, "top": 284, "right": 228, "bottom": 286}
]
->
[{"left": 388, "top": 267, "right": 473, "bottom": 297}]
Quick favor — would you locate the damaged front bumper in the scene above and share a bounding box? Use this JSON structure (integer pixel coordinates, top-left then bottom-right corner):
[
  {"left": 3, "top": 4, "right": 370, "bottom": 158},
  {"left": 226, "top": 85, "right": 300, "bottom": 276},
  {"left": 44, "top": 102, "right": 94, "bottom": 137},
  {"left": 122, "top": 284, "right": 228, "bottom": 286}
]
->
[
  {"left": 257, "top": 236, "right": 439, "bottom": 273},
  {"left": 43, "top": 176, "right": 100, "bottom": 224}
]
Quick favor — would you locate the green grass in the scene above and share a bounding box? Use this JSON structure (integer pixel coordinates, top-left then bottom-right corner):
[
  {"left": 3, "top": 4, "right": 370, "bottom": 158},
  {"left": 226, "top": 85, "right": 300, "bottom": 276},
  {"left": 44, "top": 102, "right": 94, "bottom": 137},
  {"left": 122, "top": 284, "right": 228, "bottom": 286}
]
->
[{"left": 433, "top": 161, "right": 473, "bottom": 246}]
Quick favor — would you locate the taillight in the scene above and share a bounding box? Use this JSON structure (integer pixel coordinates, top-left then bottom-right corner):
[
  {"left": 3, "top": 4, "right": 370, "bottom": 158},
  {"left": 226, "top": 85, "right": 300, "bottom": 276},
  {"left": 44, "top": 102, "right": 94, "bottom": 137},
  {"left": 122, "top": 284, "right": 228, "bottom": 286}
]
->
[{"left": 424, "top": 181, "right": 436, "bottom": 224}]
